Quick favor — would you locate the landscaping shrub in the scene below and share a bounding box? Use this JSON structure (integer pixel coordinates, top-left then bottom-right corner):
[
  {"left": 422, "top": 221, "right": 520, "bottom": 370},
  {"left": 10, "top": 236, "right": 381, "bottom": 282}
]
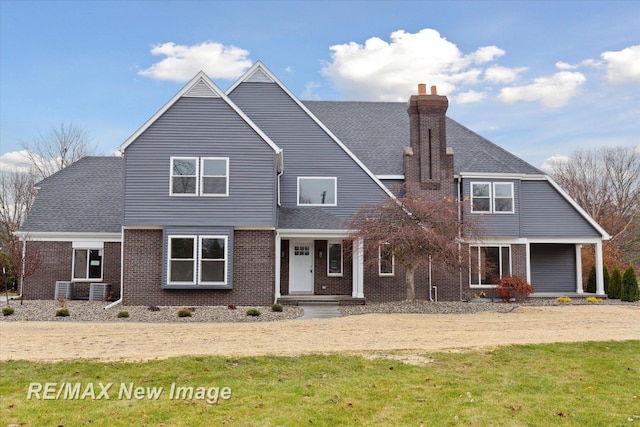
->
[
  {"left": 609, "top": 267, "right": 622, "bottom": 299},
  {"left": 55, "top": 308, "right": 70, "bottom": 317},
  {"left": 271, "top": 303, "right": 283, "bottom": 312},
  {"left": 621, "top": 265, "right": 639, "bottom": 302},
  {"left": 246, "top": 308, "right": 261, "bottom": 317},
  {"left": 603, "top": 265, "right": 610, "bottom": 295},
  {"left": 2, "top": 307, "right": 15, "bottom": 316},
  {"left": 227, "top": 304, "right": 237, "bottom": 310},
  {"left": 556, "top": 297, "right": 572, "bottom": 304},
  {"left": 147, "top": 305, "right": 160, "bottom": 312},
  {"left": 496, "top": 275, "right": 534, "bottom": 302},
  {"left": 586, "top": 296, "right": 603, "bottom": 303},
  {"left": 177, "top": 309, "right": 192, "bottom": 317},
  {"left": 117, "top": 311, "right": 130, "bottom": 318},
  {"left": 585, "top": 265, "right": 596, "bottom": 294}
]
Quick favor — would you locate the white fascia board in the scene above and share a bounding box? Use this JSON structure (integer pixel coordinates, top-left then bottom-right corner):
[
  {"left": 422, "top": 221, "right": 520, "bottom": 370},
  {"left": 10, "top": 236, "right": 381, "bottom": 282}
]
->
[
  {"left": 526, "top": 237, "right": 605, "bottom": 244},
  {"left": 227, "top": 61, "right": 396, "bottom": 201},
  {"left": 278, "top": 229, "right": 350, "bottom": 239},
  {"left": 119, "top": 71, "right": 283, "bottom": 164},
  {"left": 464, "top": 237, "right": 529, "bottom": 245},
  {"left": 459, "top": 172, "right": 547, "bottom": 180},
  {"left": 234, "top": 226, "right": 276, "bottom": 231},
  {"left": 377, "top": 175, "right": 405, "bottom": 180},
  {"left": 123, "top": 225, "right": 163, "bottom": 230},
  {"left": 13, "top": 231, "right": 122, "bottom": 242},
  {"left": 544, "top": 176, "right": 611, "bottom": 240}
]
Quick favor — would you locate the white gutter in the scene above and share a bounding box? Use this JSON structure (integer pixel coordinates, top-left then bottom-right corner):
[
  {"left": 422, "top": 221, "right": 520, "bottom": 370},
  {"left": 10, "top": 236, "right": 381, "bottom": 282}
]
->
[{"left": 104, "top": 227, "right": 125, "bottom": 310}]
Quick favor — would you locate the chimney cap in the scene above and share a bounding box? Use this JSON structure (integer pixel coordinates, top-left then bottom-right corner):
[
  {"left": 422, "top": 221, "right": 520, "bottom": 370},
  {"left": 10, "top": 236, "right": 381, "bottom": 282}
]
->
[
  {"left": 431, "top": 85, "right": 438, "bottom": 95},
  {"left": 418, "top": 83, "right": 427, "bottom": 95}
]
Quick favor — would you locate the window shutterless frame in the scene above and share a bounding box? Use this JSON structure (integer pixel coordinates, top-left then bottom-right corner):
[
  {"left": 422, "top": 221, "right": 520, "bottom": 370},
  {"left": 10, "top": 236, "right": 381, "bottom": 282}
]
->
[
  {"left": 170, "top": 157, "right": 199, "bottom": 196},
  {"left": 492, "top": 182, "right": 514, "bottom": 213},
  {"left": 297, "top": 177, "right": 337, "bottom": 206},
  {"left": 198, "top": 235, "right": 228, "bottom": 284},
  {"left": 200, "top": 157, "right": 229, "bottom": 197},
  {"left": 327, "top": 241, "right": 343, "bottom": 276},
  {"left": 167, "top": 236, "right": 197, "bottom": 284},
  {"left": 72, "top": 248, "right": 103, "bottom": 281},
  {"left": 378, "top": 243, "right": 395, "bottom": 276}
]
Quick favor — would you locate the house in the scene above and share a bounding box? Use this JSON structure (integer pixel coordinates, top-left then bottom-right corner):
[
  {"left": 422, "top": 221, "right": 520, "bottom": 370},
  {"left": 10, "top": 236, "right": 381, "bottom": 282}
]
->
[{"left": 16, "top": 62, "right": 610, "bottom": 306}]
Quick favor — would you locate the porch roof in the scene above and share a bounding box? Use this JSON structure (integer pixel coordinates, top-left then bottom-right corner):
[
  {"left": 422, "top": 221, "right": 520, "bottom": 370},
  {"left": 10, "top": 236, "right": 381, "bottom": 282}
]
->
[{"left": 277, "top": 207, "right": 346, "bottom": 230}]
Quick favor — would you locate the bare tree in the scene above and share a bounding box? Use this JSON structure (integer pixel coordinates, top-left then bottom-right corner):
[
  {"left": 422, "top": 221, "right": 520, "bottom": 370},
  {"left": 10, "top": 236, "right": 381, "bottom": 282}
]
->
[
  {"left": 347, "top": 186, "right": 485, "bottom": 301},
  {"left": 551, "top": 146, "right": 640, "bottom": 267},
  {"left": 22, "top": 122, "right": 97, "bottom": 180},
  {"left": 0, "top": 171, "right": 38, "bottom": 250}
]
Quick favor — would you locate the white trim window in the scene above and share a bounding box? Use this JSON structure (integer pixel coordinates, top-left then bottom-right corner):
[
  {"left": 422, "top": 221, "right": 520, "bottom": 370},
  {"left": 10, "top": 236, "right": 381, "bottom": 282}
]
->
[
  {"left": 170, "top": 157, "right": 198, "bottom": 196},
  {"left": 199, "top": 236, "right": 228, "bottom": 284},
  {"left": 72, "top": 248, "right": 103, "bottom": 281},
  {"left": 470, "top": 182, "right": 514, "bottom": 213},
  {"left": 168, "top": 235, "right": 228, "bottom": 285},
  {"left": 201, "top": 158, "right": 229, "bottom": 196},
  {"left": 378, "top": 243, "right": 395, "bottom": 276},
  {"left": 493, "top": 183, "right": 514, "bottom": 213},
  {"left": 297, "top": 177, "right": 337, "bottom": 206},
  {"left": 470, "top": 245, "right": 511, "bottom": 286},
  {"left": 168, "top": 236, "right": 196, "bottom": 284},
  {"left": 327, "top": 242, "right": 343, "bottom": 276}
]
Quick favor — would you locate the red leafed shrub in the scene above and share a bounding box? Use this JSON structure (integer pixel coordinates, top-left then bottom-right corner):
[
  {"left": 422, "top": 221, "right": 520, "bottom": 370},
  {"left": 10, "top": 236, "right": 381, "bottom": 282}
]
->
[{"left": 496, "top": 276, "right": 535, "bottom": 302}]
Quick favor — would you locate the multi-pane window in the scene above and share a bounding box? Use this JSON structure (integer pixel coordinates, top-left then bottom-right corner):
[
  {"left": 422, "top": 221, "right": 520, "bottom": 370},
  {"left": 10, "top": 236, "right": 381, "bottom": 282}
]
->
[
  {"left": 379, "top": 243, "right": 394, "bottom": 276},
  {"left": 170, "top": 157, "right": 228, "bottom": 196},
  {"left": 297, "top": 177, "right": 337, "bottom": 206},
  {"left": 470, "top": 245, "right": 511, "bottom": 285},
  {"left": 171, "top": 158, "right": 198, "bottom": 195},
  {"left": 201, "top": 158, "right": 228, "bottom": 196},
  {"left": 72, "top": 249, "right": 103, "bottom": 280},
  {"left": 471, "top": 182, "right": 514, "bottom": 213},
  {"left": 327, "top": 242, "right": 343, "bottom": 276},
  {"left": 168, "top": 236, "right": 227, "bottom": 285}
]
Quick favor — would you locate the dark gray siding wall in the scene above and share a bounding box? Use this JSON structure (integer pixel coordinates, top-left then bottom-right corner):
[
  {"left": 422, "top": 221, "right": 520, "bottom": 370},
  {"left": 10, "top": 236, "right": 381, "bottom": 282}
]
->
[
  {"left": 123, "top": 97, "right": 277, "bottom": 227},
  {"left": 530, "top": 243, "right": 576, "bottom": 293},
  {"left": 229, "top": 82, "right": 390, "bottom": 223},
  {"left": 520, "top": 180, "right": 601, "bottom": 237},
  {"left": 462, "top": 178, "right": 521, "bottom": 237}
]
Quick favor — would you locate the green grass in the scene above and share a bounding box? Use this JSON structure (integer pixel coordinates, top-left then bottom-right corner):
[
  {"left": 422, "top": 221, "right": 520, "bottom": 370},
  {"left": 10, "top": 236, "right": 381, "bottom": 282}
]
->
[{"left": 1, "top": 341, "right": 639, "bottom": 426}]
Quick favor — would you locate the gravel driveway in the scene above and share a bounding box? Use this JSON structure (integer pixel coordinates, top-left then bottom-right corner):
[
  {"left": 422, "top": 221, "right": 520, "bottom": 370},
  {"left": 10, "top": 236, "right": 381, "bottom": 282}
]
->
[{"left": 1, "top": 304, "right": 639, "bottom": 362}]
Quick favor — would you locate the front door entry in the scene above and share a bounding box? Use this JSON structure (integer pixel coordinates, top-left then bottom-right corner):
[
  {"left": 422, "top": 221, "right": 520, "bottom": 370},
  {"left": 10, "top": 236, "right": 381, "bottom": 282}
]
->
[{"left": 289, "top": 241, "right": 314, "bottom": 293}]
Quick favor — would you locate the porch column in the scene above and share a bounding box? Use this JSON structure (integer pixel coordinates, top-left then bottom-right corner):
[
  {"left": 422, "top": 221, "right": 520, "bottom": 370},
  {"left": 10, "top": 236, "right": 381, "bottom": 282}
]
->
[
  {"left": 575, "top": 244, "right": 583, "bottom": 294},
  {"left": 595, "top": 241, "right": 605, "bottom": 295},
  {"left": 525, "top": 241, "right": 531, "bottom": 285},
  {"left": 352, "top": 238, "right": 364, "bottom": 298},
  {"left": 274, "top": 233, "right": 281, "bottom": 301}
]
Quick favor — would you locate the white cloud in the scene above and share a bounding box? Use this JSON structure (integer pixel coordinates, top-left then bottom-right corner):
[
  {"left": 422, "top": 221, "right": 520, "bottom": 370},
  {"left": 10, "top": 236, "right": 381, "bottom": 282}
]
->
[
  {"left": 138, "top": 41, "right": 252, "bottom": 82},
  {"left": 540, "top": 154, "right": 571, "bottom": 173},
  {"left": 601, "top": 45, "right": 640, "bottom": 84},
  {"left": 0, "top": 150, "right": 34, "bottom": 173},
  {"left": 555, "top": 59, "right": 603, "bottom": 70},
  {"left": 484, "top": 65, "right": 528, "bottom": 83},
  {"left": 321, "top": 28, "right": 506, "bottom": 101},
  {"left": 497, "top": 71, "right": 586, "bottom": 108},
  {"left": 301, "top": 82, "right": 322, "bottom": 100},
  {"left": 454, "top": 90, "right": 487, "bottom": 104}
]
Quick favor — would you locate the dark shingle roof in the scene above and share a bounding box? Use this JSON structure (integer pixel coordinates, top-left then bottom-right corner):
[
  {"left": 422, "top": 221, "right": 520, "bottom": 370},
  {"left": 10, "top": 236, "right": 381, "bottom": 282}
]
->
[
  {"left": 278, "top": 207, "right": 345, "bottom": 230},
  {"left": 303, "top": 101, "right": 542, "bottom": 176},
  {"left": 20, "top": 157, "right": 123, "bottom": 233}
]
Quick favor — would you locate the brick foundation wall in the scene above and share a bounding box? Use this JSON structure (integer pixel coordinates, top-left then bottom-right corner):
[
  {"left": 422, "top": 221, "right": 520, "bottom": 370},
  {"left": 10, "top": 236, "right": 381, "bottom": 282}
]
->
[
  {"left": 20, "top": 241, "right": 121, "bottom": 301},
  {"left": 123, "top": 229, "right": 275, "bottom": 306}
]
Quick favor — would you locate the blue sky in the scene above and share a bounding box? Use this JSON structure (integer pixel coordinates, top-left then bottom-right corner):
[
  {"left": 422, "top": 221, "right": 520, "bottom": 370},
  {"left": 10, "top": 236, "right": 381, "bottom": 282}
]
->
[{"left": 1, "top": 0, "right": 639, "bottom": 172}]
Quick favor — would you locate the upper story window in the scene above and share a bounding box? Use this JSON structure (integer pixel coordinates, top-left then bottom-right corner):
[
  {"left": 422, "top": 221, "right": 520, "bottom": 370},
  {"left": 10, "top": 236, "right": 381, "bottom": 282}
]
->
[
  {"left": 201, "top": 158, "right": 229, "bottom": 196},
  {"left": 170, "top": 157, "right": 229, "bottom": 197},
  {"left": 297, "top": 177, "right": 337, "bottom": 206},
  {"left": 72, "top": 248, "right": 103, "bottom": 281},
  {"left": 471, "top": 182, "right": 514, "bottom": 214}
]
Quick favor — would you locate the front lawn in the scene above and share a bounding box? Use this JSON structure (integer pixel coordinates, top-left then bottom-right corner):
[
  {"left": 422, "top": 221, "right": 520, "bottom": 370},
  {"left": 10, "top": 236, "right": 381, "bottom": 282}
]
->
[{"left": 1, "top": 341, "right": 638, "bottom": 426}]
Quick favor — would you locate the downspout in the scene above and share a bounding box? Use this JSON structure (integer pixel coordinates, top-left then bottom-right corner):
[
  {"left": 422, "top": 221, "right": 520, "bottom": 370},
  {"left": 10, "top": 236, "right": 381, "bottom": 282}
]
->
[
  {"left": 104, "top": 227, "right": 124, "bottom": 310},
  {"left": 428, "top": 255, "right": 434, "bottom": 301},
  {"left": 274, "top": 159, "right": 284, "bottom": 305},
  {"left": 457, "top": 176, "right": 463, "bottom": 301}
]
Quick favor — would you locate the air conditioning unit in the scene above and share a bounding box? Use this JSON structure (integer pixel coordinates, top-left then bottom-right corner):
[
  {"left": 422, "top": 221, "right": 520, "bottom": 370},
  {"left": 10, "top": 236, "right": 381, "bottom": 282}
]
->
[
  {"left": 89, "top": 283, "right": 111, "bottom": 301},
  {"left": 54, "top": 281, "right": 74, "bottom": 300}
]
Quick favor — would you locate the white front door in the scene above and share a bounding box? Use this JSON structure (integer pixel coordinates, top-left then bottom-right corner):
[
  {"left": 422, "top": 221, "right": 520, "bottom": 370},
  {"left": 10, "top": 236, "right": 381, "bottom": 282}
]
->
[{"left": 289, "top": 241, "right": 314, "bottom": 293}]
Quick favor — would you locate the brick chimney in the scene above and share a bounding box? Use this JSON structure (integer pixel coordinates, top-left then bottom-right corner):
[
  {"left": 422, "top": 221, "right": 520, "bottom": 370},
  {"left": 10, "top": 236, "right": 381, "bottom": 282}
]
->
[{"left": 404, "top": 84, "right": 454, "bottom": 197}]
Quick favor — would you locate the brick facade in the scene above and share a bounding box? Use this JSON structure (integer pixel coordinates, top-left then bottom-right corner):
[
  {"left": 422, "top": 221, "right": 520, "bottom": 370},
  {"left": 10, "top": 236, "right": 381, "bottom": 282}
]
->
[
  {"left": 21, "top": 240, "right": 121, "bottom": 301},
  {"left": 122, "top": 228, "right": 275, "bottom": 306}
]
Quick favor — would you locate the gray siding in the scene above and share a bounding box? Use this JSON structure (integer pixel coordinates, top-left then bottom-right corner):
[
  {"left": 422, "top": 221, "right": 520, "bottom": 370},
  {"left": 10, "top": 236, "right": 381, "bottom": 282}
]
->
[
  {"left": 463, "top": 178, "right": 521, "bottom": 237},
  {"left": 520, "top": 180, "right": 601, "bottom": 237},
  {"left": 123, "top": 97, "right": 277, "bottom": 227},
  {"left": 229, "top": 82, "right": 390, "bottom": 225},
  {"left": 530, "top": 243, "right": 576, "bottom": 293}
]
